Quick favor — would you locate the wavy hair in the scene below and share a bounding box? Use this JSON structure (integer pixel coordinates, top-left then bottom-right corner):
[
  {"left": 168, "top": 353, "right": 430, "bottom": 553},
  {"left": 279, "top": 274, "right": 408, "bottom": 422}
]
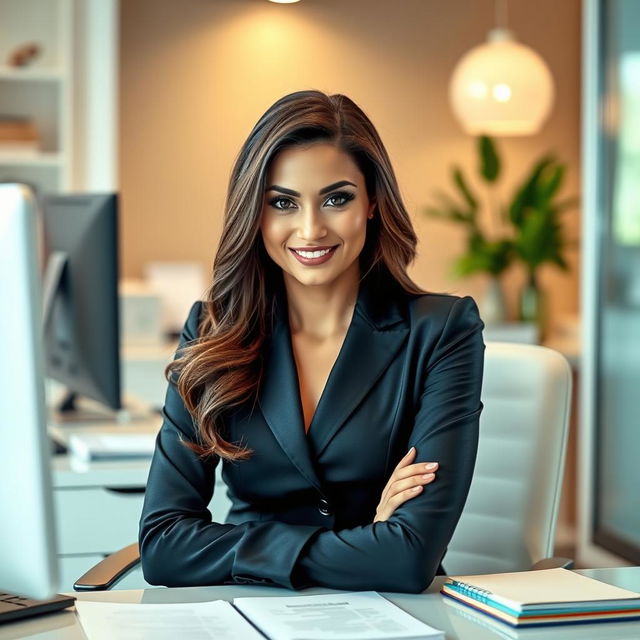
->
[{"left": 167, "top": 90, "right": 424, "bottom": 461}]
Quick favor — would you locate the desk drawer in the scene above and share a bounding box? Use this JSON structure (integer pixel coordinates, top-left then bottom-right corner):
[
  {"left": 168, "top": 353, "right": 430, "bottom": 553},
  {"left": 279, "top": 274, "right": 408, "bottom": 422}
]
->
[{"left": 54, "top": 486, "right": 146, "bottom": 555}]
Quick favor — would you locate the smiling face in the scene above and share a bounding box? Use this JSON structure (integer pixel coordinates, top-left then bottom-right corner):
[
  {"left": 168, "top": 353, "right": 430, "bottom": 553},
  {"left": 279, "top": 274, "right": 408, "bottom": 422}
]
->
[{"left": 260, "top": 142, "right": 375, "bottom": 289}]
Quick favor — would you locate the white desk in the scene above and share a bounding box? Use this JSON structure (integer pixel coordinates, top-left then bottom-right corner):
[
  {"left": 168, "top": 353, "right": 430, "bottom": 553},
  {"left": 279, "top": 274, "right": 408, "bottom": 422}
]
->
[
  {"left": 1, "top": 568, "right": 639, "bottom": 640},
  {"left": 49, "top": 432, "right": 232, "bottom": 592}
]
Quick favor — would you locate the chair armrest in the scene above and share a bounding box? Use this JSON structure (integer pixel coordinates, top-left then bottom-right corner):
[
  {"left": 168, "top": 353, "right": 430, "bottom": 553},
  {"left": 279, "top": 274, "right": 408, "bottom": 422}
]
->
[
  {"left": 73, "top": 543, "right": 141, "bottom": 592},
  {"left": 530, "top": 556, "right": 574, "bottom": 571}
]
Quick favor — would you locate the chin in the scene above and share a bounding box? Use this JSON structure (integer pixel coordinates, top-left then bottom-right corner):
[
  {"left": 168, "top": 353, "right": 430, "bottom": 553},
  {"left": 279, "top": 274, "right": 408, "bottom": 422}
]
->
[{"left": 289, "top": 271, "right": 337, "bottom": 287}]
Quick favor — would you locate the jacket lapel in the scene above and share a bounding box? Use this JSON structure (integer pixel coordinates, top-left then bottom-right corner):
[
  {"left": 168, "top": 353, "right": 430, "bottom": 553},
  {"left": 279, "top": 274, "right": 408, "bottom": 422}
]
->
[
  {"left": 258, "top": 270, "right": 410, "bottom": 484},
  {"left": 258, "top": 308, "right": 323, "bottom": 491},
  {"left": 309, "top": 273, "right": 409, "bottom": 456}
]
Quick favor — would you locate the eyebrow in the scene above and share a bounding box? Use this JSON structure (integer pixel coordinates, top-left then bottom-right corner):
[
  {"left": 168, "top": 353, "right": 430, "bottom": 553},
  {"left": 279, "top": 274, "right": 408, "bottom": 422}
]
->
[{"left": 265, "top": 180, "right": 357, "bottom": 197}]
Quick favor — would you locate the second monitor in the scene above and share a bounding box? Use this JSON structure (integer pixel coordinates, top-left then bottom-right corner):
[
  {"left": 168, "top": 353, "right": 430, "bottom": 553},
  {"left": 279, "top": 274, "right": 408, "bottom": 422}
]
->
[{"left": 42, "top": 193, "right": 121, "bottom": 418}]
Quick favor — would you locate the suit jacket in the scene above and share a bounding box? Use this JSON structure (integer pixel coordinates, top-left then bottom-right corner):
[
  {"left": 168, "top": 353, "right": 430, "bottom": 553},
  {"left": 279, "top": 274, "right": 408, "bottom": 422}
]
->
[{"left": 139, "top": 270, "right": 485, "bottom": 593}]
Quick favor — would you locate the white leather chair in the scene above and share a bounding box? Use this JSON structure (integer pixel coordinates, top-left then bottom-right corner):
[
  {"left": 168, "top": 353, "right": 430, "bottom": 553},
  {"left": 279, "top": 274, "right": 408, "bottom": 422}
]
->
[
  {"left": 443, "top": 342, "right": 573, "bottom": 575},
  {"left": 75, "top": 342, "right": 572, "bottom": 590}
]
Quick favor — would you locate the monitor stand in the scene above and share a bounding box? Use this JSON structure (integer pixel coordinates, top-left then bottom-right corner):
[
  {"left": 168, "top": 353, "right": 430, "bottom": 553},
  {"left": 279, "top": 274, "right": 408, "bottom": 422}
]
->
[
  {"left": 53, "top": 390, "right": 120, "bottom": 422},
  {"left": 50, "top": 389, "right": 152, "bottom": 423},
  {"left": 50, "top": 435, "right": 68, "bottom": 455},
  {"left": 47, "top": 390, "right": 157, "bottom": 455}
]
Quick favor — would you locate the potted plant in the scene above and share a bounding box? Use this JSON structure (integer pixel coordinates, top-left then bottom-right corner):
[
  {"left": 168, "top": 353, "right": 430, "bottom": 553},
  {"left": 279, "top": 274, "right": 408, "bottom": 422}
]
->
[
  {"left": 425, "top": 136, "right": 576, "bottom": 336},
  {"left": 424, "top": 136, "right": 513, "bottom": 324},
  {"left": 509, "top": 155, "right": 576, "bottom": 335}
]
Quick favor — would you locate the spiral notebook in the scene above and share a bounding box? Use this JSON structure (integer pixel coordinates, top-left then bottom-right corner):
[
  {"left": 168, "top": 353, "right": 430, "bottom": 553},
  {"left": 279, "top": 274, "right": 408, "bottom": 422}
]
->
[{"left": 441, "top": 568, "right": 640, "bottom": 628}]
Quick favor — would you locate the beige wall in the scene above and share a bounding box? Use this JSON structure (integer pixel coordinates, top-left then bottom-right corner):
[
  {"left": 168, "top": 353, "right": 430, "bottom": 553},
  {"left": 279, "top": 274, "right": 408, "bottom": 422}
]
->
[{"left": 119, "top": 0, "right": 581, "bottom": 329}]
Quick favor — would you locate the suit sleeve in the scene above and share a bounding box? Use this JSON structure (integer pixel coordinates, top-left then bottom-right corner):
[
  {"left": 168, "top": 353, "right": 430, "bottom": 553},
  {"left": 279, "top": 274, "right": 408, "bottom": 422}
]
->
[
  {"left": 138, "top": 302, "right": 324, "bottom": 589},
  {"left": 295, "top": 296, "right": 485, "bottom": 593}
]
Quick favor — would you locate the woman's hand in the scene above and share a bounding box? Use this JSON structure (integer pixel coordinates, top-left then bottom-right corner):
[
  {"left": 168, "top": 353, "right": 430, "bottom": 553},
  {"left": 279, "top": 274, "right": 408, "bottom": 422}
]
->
[{"left": 373, "top": 447, "right": 438, "bottom": 523}]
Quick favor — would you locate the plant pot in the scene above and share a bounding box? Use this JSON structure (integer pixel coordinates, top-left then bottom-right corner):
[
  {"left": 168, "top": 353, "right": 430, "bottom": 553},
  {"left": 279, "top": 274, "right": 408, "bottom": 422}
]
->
[
  {"left": 519, "top": 272, "right": 546, "bottom": 340},
  {"left": 480, "top": 276, "right": 507, "bottom": 325}
]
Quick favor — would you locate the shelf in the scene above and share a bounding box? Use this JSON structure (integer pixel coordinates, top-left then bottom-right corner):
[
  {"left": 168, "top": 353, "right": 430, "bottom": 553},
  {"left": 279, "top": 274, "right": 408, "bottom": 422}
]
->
[
  {"left": 0, "top": 0, "right": 118, "bottom": 193},
  {"left": 0, "top": 66, "right": 66, "bottom": 82},
  {"left": 0, "top": 151, "right": 65, "bottom": 166}
]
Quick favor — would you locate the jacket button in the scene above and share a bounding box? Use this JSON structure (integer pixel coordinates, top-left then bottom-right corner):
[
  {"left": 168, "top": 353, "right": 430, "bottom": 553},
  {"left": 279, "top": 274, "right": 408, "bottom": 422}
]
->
[{"left": 318, "top": 497, "right": 332, "bottom": 516}]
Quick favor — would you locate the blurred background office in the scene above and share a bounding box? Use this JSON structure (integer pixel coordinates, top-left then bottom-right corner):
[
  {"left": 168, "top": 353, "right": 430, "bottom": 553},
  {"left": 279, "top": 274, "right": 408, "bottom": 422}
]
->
[{"left": 0, "top": 0, "right": 637, "bottom": 591}]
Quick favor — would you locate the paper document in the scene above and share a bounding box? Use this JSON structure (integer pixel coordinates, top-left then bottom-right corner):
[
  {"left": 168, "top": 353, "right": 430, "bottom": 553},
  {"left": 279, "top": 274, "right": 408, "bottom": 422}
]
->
[
  {"left": 233, "top": 591, "right": 444, "bottom": 640},
  {"left": 75, "top": 592, "right": 443, "bottom": 640},
  {"left": 74, "top": 600, "right": 264, "bottom": 640}
]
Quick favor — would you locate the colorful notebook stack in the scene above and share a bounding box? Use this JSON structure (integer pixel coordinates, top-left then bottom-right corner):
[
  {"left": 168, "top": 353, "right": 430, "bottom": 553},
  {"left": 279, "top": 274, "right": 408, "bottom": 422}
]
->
[{"left": 441, "top": 568, "right": 640, "bottom": 628}]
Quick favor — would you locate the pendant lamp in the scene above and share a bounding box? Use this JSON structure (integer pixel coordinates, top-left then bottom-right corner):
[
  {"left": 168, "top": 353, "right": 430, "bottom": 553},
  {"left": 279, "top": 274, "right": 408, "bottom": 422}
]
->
[{"left": 449, "top": 1, "right": 555, "bottom": 136}]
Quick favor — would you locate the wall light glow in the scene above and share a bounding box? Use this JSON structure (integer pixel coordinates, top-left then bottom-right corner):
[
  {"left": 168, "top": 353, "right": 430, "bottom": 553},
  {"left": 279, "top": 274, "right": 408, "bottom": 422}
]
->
[
  {"left": 468, "top": 81, "right": 488, "bottom": 99},
  {"left": 493, "top": 83, "right": 512, "bottom": 102}
]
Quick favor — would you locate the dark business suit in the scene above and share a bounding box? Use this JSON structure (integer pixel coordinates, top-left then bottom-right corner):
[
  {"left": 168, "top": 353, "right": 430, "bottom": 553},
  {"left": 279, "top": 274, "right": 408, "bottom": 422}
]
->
[{"left": 139, "top": 269, "right": 485, "bottom": 593}]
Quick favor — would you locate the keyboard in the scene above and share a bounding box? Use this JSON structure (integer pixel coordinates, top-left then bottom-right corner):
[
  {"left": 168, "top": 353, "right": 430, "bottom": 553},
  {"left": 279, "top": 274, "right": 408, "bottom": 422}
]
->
[{"left": 0, "top": 591, "right": 76, "bottom": 624}]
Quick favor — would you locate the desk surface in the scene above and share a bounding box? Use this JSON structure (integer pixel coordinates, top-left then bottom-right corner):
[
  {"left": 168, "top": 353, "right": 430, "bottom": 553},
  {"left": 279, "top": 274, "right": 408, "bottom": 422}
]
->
[{"left": 1, "top": 568, "right": 639, "bottom": 640}]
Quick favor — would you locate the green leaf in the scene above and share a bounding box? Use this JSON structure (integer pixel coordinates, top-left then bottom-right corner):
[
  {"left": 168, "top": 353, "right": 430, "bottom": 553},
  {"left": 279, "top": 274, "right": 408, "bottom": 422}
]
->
[
  {"left": 513, "top": 207, "right": 568, "bottom": 272},
  {"left": 469, "top": 230, "right": 486, "bottom": 251},
  {"left": 452, "top": 166, "right": 478, "bottom": 213},
  {"left": 552, "top": 254, "right": 570, "bottom": 270},
  {"left": 538, "top": 163, "right": 565, "bottom": 207},
  {"left": 509, "top": 156, "right": 555, "bottom": 227},
  {"left": 423, "top": 207, "right": 449, "bottom": 219},
  {"left": 453, "top": 254, "right": 485, "bottom": 277},
  {"left": 429, "top": 190, "right": 474, "bottom": 224},
  {"left": 423, "top": 205, "right": 471, "bottom": 224},
  {"left": 479, "top": 135, "right": 500, "bottom": 182},
  {"left": 514, "top": 213, "right": 547, "bottom": 269},
  {"left": 452, "top": 234, "right": 513, "bottom": 277}
]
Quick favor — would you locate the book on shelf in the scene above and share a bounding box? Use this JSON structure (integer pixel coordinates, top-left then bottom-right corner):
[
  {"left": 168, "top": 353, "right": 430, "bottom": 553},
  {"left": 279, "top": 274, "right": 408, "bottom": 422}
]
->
[
  {"left": 0, "top": 116, "right": 40, "bottom": 152},
  {"left": 0, "top": 142, "right": 39, "bottom": 154},
  {"left": 75, "top": 591, "right": 444, "bottom": 640},
  {"left": 441, "top": 568, "right": 640, "bottom": 628}
]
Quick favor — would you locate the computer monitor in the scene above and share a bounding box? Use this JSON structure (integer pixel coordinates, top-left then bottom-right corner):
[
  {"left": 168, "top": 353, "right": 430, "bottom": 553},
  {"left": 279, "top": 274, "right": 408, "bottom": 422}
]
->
[
  {"left": 42, "top": 193, "right": 121, "bottom": 417},
  {"left": 0, "top": 183, "right": 59, "bottom": 600}
]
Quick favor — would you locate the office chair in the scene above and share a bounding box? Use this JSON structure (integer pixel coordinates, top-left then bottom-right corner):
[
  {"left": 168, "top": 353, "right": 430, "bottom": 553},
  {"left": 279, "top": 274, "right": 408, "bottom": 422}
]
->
[
  {"left": 444, "top": 342, "right": 573, "bottom": 575},
  {"left": 74, "top": 342, "right": 573, "bottom": 591}
]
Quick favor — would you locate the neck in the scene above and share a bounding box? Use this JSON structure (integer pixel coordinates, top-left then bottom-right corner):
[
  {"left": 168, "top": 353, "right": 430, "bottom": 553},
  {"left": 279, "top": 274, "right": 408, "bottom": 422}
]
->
[{"left": 284, "top": 262, "right": 360, "bottom": 339}]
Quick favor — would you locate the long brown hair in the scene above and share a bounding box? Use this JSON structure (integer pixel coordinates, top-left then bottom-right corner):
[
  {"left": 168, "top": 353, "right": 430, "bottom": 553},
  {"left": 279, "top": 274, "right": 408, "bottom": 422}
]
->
[{"left": 167, "top": 90, "right": 424, "bottom": 461}]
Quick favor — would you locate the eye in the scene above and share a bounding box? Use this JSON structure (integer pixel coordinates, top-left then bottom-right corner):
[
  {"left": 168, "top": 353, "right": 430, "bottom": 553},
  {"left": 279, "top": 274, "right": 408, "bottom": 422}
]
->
[
  {"left": 323, "top": 191, "right": 356, "bottom": 208},
  {"left": 268, "top": 196, "right": 297, "bottom": 212}
]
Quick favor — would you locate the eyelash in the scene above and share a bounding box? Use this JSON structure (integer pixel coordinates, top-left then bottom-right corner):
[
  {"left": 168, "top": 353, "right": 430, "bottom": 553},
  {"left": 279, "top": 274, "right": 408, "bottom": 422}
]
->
[{"left": 268, "top": 191, "right": 356, "bottom": 212}]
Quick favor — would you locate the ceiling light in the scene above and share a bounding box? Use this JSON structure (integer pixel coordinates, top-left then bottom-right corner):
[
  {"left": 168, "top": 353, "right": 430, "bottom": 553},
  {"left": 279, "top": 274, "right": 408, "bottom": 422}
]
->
[{"left": 449, "top": 2, "right": 555, "bottom": 136}]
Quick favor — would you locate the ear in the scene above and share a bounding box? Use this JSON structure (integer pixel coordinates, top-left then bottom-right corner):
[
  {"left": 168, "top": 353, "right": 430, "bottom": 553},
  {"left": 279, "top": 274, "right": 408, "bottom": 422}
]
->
[{"left": 367, "top": 200, "right": 376, "bottom": 219}]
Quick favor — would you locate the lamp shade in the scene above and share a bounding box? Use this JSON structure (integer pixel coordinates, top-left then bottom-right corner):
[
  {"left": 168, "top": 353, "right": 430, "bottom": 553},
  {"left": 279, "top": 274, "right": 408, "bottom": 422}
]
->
[{"left": 449, "top": 29, "right": 555, "bottom": 136}]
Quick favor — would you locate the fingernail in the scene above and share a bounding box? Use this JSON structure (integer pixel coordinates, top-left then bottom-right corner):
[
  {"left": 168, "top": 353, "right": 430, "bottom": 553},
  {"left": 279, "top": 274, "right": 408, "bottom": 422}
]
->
[
  {"left": 422, "top": 473, "right": 435, "bottom": 481},
  {"left": 406, "top": 447, "right": 415, "bottom": 456},
  {"left": 425, "top": 462, "right": 438, "bottom": 471},
  {"left": 412, "top": 485, "right": 422, "bottom": 492}
]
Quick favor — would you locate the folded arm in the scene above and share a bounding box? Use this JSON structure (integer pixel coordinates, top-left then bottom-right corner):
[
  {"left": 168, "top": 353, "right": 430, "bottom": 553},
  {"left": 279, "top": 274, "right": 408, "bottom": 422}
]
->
[
  {"left": 138, "top": 303, "right": 324, "bottom": 589},
  {"left": 295, "top": 296, "right": 485, "bottom": 593}
]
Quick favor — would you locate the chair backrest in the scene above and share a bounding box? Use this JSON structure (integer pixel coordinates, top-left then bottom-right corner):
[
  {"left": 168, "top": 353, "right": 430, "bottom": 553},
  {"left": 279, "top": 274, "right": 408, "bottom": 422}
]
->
[{"left": 444, "top": 342, "right": 572, "bottom": 575}]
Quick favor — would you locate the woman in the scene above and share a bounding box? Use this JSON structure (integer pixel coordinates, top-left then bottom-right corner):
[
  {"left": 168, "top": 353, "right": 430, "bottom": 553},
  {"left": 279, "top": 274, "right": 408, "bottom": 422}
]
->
[{"left": 139, "top": 90, "right": 485, "bottom": 593}]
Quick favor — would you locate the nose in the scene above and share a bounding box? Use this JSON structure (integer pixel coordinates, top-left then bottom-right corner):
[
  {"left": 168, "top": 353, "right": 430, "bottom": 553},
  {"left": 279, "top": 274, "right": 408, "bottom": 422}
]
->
[{"left": 297, "top": 205, "right": 327, "bottom": 241}]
